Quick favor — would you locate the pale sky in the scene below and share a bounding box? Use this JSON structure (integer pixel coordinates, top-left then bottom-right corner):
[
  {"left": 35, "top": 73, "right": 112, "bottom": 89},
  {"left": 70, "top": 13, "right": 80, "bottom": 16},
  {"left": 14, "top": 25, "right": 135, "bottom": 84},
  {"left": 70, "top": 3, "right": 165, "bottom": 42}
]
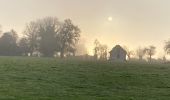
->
[{"left": 0, "top": 0, "right": 170, "bottom": 58}]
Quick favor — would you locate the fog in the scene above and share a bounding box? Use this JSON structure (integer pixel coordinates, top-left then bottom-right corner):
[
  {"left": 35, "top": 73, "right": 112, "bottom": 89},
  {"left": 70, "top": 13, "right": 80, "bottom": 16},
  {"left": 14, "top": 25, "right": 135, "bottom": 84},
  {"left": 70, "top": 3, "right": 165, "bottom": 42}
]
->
[{"left": 0, "top": 0, "right": 169, "bottom": 60}]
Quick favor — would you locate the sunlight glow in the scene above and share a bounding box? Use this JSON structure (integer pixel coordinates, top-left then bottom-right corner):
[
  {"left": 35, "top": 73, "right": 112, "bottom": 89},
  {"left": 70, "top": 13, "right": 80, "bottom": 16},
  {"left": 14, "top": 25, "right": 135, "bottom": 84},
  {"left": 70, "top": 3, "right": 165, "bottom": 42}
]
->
[{"left": 108, "top": 17, "right": 113, "bottom": 21}]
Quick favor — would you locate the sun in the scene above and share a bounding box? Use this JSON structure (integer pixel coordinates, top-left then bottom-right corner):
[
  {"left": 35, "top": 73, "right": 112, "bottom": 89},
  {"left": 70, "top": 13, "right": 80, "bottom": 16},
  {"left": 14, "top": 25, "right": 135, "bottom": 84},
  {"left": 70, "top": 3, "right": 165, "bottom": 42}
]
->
[{"left": 108, "top": 17, "right": 113, "bottom": 21}]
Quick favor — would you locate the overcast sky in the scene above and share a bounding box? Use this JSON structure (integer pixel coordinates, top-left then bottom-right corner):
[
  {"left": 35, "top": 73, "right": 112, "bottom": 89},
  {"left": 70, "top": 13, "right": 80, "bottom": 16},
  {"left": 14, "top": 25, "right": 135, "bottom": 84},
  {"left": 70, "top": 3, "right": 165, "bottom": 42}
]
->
[{"left": 0, "top": 0, "right": 170, "bottom": 57}]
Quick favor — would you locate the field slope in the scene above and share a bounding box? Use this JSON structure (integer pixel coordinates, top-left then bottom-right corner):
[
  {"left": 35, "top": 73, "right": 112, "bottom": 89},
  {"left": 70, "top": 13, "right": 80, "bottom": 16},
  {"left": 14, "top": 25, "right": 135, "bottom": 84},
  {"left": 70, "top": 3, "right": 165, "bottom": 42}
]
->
[{"left": 0, "top": 57, "right": 169, "bottom": 100}]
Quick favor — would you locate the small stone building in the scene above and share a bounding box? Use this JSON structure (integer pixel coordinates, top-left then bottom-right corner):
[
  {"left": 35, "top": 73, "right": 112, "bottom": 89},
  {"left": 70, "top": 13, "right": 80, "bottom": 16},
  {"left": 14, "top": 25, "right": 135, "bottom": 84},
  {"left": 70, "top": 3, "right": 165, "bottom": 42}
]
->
[{"left": 109, "top": 45, "right": 127, "bottom": 62}]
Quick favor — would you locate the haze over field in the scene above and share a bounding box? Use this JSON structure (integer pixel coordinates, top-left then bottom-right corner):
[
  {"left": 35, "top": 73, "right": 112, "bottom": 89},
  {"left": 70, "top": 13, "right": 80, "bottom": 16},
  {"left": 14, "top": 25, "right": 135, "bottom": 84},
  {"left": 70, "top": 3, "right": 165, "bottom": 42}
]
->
[
  {"left": 0, "top": 0, "right": 170, "bottom": 57},
  {"left": 1, "top": 1, "right": 170, "bottom": 99}
]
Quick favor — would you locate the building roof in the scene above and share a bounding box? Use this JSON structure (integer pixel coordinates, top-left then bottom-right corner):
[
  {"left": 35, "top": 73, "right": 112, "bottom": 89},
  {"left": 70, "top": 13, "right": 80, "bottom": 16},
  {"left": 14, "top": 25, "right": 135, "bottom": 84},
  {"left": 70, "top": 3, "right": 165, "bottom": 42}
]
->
[{"left": 110, "top": 45, "right": 127, "bottom": 54}]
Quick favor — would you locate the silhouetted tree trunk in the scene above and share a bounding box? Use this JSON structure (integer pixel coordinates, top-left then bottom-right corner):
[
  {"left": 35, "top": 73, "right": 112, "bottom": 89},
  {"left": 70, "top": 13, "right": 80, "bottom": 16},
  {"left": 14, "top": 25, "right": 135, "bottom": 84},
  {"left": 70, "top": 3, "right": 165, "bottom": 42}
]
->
[
  {"left": 144, "top": 46, "right": 156, "bottom": 63},
  {"left": 60, "top": 50, "right": 64, "bottom": 58},
  {"left": 139, "top": 56, "right": 143, "bottom": 60},
  {"left": 149, "top": 55, "right": 152, "bottom": 62},
  {"left": 30, "top": 52, "right": 33, "bottom": 56},
  {"left": 73, "top": 51, "right": 75, "bottom": 56}
]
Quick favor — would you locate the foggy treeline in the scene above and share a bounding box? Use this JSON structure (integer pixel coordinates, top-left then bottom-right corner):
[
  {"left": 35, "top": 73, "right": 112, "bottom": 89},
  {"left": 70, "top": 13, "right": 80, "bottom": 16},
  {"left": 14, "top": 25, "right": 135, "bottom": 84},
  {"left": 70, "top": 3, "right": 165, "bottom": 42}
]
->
[
  {"left": 0, "top": 16, "right": 170, "bottom": 62},
  {"left": 93, "top": 39, "right": 170, "bottom": 62},
  {"left": 124, "top": 43, "right": 170, "bottom": 62},
  {"left": 94, "top": 39, "right": 108, "bottom": 60},
  {"left": 0, "top": 17, "right": 81, "bottom": 58}
]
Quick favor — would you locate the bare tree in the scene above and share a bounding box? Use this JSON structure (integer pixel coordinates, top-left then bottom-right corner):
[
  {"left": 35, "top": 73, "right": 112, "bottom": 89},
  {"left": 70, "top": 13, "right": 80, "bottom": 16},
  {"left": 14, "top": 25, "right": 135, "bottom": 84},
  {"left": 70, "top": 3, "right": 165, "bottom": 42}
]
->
[
  {"left": 99, "top": 44, "right": 108, "bottom": 60},
  {"left": 164, "top": 40, "right": 170, "bottom": 54},
  {"left": 93, "top": 39, "right": 108, "bottom": 60},
  {"left": 124, "top": 46, "right": 134, "bottom": 60},
  {"left": 144, "top": 46, "right": 156, "bottom": 62},
  {"left": 163, "top": 39, "right": 170, "bottom": 62},
  {"left": 94, "top": 39, "right": 100, "bottom": 59},
  {"left": 136, "top": 47, "right": 145, "bottom": 60},
  {"left": 24, "top": 21, "right": 39, "bottom": 56}
]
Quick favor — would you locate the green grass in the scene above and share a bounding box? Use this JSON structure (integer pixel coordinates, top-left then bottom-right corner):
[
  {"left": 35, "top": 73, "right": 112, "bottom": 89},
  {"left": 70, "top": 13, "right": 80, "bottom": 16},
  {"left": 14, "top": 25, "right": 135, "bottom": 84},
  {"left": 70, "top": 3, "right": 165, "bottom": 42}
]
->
[{"left": 0, "top": 57, "right": 169, "bottom": 99}]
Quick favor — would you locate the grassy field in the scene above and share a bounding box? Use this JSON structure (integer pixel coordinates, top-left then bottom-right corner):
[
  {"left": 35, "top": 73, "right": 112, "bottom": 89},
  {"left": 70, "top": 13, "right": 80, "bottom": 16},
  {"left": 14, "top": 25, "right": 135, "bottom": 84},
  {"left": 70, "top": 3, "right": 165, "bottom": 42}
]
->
[{"left": 0, "top": 57, "right": 170, "bottom": 99}]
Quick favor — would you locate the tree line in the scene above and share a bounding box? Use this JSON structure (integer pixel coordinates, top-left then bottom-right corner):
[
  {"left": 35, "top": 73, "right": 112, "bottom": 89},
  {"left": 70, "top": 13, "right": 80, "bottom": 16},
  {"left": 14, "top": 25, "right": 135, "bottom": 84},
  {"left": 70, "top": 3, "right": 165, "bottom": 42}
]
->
[
  {"left": 129, "top": 44, "right": 170, "bottom": 62},
  {"left": 0, "top": 17, "right": 81, "bottom": 58},
  {"left": 94, "top": 39, "right": 170, "bottom": 62},
  {"left": 1, "top": 16, "right": 170, "bottom": 61}
]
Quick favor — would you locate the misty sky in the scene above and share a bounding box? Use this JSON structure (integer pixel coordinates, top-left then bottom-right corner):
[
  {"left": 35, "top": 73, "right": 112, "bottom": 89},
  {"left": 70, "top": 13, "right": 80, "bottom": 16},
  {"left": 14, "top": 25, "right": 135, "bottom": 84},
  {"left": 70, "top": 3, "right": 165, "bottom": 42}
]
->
[{"left": 0, "top": 0, "right": 170, "bottom": 57}]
